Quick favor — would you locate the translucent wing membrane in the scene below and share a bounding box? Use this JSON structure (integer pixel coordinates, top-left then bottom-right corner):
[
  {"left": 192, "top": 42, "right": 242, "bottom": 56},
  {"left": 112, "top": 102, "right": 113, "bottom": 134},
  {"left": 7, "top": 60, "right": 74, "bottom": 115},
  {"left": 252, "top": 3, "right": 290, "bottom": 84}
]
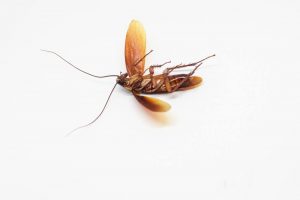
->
[
  {"left": 125, "top": 20, "right": 146, "bottom": 76},
  {"left": 133, "top": 93, "right": 171, "bottom": 112}
]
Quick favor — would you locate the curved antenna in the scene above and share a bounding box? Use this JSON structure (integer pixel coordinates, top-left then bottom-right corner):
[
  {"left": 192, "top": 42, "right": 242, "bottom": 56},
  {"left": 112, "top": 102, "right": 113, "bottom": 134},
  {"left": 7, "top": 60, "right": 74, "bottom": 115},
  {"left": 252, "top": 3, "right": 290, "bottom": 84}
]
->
[
  {"left": 41, "top": 49, "right": 118, "bottom": 78},
  {"left": 66, "top": 82, "right": 118, "bottom": 136}
]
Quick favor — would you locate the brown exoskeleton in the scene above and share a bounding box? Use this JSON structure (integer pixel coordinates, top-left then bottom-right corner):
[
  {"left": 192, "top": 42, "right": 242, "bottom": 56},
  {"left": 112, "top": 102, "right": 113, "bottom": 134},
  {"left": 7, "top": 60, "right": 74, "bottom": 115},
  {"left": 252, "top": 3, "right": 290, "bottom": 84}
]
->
[
  {"left": 117, "top": 52, "right": 214, "bottom": 112},
  {"left": 42, "top": 20, "right": 215, "bottom": 133}
]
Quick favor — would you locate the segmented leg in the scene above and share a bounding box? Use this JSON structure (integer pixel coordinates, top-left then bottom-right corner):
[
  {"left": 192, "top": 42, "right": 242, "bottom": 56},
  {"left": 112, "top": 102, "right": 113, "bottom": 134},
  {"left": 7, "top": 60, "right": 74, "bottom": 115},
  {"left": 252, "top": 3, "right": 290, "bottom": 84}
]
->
[
  {"left": 155, "top": 58, "right": 207, "bottom": 92},
  {"left": 144, "top": 54, "right": 215, "bottom": 93},
  {"left": 142, "top": 61, "right": 171, "bottom": 90},
  {"left": 164, "top": 54, "right": 215, "bottom": 74},
  {"left": 171, "top": 63, "right": 202, "bottom": 92},
  {"left": 143, "top": 61, "right": 171, "bottom": 74},
  {"left": 146, "top": 63, "right": 195, "bottom": 93},
  {"left": 144, "top": 62, "right": 202, "bottom": 93},
  {"left": 134, "top": 50, "right": 154, "bottom": 66},
  {"left": 163, "top": 61, "right": 200, "bottom": 74}
]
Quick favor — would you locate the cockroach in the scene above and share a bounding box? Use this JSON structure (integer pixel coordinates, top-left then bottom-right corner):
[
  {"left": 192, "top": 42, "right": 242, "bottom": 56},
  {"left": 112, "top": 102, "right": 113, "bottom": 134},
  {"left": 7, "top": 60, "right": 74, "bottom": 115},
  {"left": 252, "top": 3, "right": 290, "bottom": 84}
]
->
[{"left": 42, "top": 20, "right": 215, "bottom": 133}]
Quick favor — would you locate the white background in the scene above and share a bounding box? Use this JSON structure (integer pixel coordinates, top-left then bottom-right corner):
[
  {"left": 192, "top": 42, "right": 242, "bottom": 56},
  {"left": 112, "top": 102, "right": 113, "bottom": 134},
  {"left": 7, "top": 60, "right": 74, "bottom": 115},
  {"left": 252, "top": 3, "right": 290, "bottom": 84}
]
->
[{"left": 1, "top": 0, "right": 300, "bottom": 199}]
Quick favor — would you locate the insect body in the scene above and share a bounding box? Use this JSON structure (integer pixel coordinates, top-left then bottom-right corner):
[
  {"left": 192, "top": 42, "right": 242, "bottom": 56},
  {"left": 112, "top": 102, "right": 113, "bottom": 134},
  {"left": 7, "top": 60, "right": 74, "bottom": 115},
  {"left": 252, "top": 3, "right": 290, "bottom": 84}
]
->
[
  {"left": 117, "top": 20, "right": 215, "bottom": 112},
  {"left": 42, "top": 20, "right": 215, "bottom": 132}
]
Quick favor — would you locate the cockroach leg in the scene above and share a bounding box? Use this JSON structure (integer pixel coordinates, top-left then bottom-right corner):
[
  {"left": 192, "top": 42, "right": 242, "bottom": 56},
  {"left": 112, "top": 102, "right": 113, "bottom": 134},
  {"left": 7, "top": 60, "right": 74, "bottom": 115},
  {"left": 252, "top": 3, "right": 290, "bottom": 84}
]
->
[
  {"left": 165, "top": 62, "right": 199, "bottom": 74},
  {"left": 148, "top": 66, "right": 157, "bottom": 89},
  {"left": 133, "top": 78, "right": 151, "bottom": 92},
  {"left": 141, "top": 61, "right": 170, "bottom": 90},
  {"left": 158, "top": 69, "right": 171, "bottom": 93},
  {"left": 165, "top": 54, "right": 216, "bottom": 74},
  {"left": 143, "top": 61, "right": 171, "bottom": 74},
  {"left": 171, "top": 63, "right": 202, "bottom": 92},
  {"left": 146, "top": 62, "right": 203, "bottom": 93},
  {"left": 134, "top": 50, "right": 154, "bottom": 66},
  {"left": 148, "top": 66, "right": 174, "bottom": 93},
  {"left": 164, "top": 76, "right": 172, "bottom": 93},
  {"left": 147, "top": 78, "right": 164, "bottom": 93}
]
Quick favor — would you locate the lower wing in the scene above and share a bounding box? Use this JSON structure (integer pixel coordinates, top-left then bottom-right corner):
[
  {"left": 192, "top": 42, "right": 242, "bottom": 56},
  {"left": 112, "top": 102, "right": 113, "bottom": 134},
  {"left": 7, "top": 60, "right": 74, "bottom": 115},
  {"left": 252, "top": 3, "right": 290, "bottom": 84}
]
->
[{"left": 133, "top": 92, "right": 171, "bottom": 112}]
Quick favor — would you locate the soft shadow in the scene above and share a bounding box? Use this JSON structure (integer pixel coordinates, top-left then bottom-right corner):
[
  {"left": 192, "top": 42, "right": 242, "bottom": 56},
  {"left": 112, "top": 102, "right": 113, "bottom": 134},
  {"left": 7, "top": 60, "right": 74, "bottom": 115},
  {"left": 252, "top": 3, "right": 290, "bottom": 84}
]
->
[
  {"left": 120, "top": 88, "right": 174, "bottom": 126},
  {"left": 136, "top": 98, "right": 174, "bottom": 126}
]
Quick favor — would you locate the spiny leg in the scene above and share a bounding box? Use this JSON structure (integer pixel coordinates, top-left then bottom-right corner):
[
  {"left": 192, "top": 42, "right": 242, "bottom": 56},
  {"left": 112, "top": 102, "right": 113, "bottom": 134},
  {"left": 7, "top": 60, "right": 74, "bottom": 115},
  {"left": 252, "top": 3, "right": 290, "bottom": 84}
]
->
[
  {"left": 134, "top": 50, "right": 154, "bottom": 66},
  {"left": 143, "top": 61, "right": 171, "bottom": 75},
  {"left": 160, "top": 56, "right": 211, "bottom": 92},
  {"left": 142, "top": 54, "right": 215, "bottom": 92},
  {"left": 132, "top": 79, "right": 152, "bottom": 93},
  {"left": 141, "top": 61, "right": 171, "bottom": 90},
  {"left": 139, "top": 54, "right": 215, "bottom": 93},
  {"left": 171, "top": 63, "right": 202, "bottom": 92},
  {"left": 146, "top": 63, "right": 181, "bottom": 93},
  {"left": 165, "top": 62, "right": 200, "bottom": 74},
  {"left": 147, "top": 79, "right": 165, "bottom": 93},
  {"left": 165, "top": 54, "right": 215, "bottom": 74},
  {"left": 145, "top": 62, "right": 193, "bottom": 93}
]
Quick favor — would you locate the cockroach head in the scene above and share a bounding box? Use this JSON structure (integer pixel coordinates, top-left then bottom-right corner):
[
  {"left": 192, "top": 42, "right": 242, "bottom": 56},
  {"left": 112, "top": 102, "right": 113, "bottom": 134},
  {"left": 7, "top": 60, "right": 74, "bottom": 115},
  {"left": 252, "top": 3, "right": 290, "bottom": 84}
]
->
[{"left": 116, "top": 72, "right": 128, "bottom": 85}]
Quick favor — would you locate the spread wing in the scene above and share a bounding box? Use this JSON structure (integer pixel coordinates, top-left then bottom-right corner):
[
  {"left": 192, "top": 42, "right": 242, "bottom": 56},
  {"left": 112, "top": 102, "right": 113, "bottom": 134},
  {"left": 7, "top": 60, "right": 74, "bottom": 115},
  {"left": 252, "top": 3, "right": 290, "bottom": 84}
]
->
[
  {"left": 133, "top": 92, "right": 171, "bottom": 112},
  {"left": 125, "top": 20, "right": 146, "bottom": 77}
]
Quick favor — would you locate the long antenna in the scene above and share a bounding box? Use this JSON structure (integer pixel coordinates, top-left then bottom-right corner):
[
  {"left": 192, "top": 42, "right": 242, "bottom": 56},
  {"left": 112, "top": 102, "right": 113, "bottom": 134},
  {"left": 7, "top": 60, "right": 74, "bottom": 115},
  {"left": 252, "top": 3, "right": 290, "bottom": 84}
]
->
[
  {"left": 41, "top": 49, "right": 118, "bottom": 78},
  {"left": 66, "top": 82, "right": 118, "bottom": 136}
]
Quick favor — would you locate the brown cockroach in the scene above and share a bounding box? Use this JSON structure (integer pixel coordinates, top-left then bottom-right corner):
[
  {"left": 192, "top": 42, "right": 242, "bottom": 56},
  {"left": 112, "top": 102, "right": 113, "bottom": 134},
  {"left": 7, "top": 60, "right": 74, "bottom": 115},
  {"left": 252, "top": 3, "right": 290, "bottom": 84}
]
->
[{"left": 42, "top": 20, "right": 215, "bottom": 133}]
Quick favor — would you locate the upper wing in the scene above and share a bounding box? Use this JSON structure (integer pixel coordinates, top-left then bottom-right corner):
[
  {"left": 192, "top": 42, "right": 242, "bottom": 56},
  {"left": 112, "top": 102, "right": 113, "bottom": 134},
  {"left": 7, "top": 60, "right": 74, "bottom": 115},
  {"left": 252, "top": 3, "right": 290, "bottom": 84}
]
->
[
  {"left": 133, "top": 92, "right": 171, "bottom": 112},
  {"left": 125, "top": 20, "right": 146, "bottom": 77}
]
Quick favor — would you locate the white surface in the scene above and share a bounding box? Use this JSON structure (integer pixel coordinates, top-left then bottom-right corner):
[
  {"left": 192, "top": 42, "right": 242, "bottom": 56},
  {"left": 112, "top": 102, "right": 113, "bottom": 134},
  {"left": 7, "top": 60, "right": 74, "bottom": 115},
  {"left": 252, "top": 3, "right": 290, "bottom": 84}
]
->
[{"left": 1, "top": 0, "right": 300, "bottom": 199}]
